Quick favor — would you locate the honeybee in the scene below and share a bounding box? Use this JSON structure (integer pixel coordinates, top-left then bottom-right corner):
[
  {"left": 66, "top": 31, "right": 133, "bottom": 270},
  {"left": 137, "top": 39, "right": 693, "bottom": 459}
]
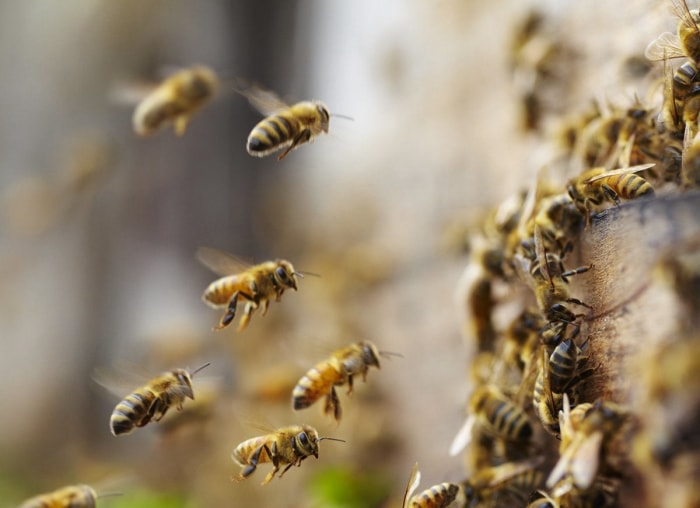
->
[
  {"left": 533, "top": 338, "right": 594, "bottom": 436},
  {"left": 461, "top": 458, "right": 544, "bottom": 506},
  {"left": 503, "top": 307, "right": 543, "bottom": 373},
  {"left": 197, "top": 246, "right": 301, "bottom": 331},
  {"left": 132, "top": 65, "right": 218, "bottom": 136},
  {"left": 451, "top": 384, "right": 533, "bottom": 456},
  {"left": 292, "top": 341, "right": 393, "bottom": 423},
  {"left": 527, "top": 193, "right": 584, "bottom": 259},
  {"left": 231, "top": 424, "right": 343, "bottom": 485},
  {"left": 566, "top": 164, "right": 656, "bottom": 224},
  {"left": 645, "top": 0, "right": 700, "bottom": 64},
  {"left": 19, "top": 484, "right": 98, "bottom": 508},
  {"left": 235, "top": 81, "right": 334, "bottom": 160},
  {"left": 682, "top": 127, "right": 700, "bottom": 187},
  {"left": 109, "top": 363, "right": 210, "bottom": 436},
  {"left": 547, "top": 396, "right": 628, "bottom": 497},
  {"left": 402, "top": 463, "right": 460, "bottom": 508}
]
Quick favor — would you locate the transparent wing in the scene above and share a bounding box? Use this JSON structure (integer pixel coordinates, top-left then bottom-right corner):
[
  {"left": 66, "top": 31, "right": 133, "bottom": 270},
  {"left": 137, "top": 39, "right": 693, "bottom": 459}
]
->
[
  {"left": 644, "top": 32, "right": 685, "bottom": 61},
  {"left": 583, "top": 163, "right": 655, "bottom": 184},
  {"left": 403, "top": 462, "right": 421, "bottom": 508},
  {"left": 233, "top": 78, "right": 290, "bottom": 115},
  {"left": 449, "top": 414, "right": 476, "bottom": 456},
  {"left": 196, "top": 246, "right": 253, "bottom": 276}
]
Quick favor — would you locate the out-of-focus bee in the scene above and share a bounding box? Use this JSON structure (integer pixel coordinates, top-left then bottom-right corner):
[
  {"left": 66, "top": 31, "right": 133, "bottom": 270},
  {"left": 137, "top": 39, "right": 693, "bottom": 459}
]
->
[
  {"left": 566, "top": 164, "right": 656, "bottom": 224},
  {"left": 547, "top": 396, "right": 628, "bottom": 498},
  {"left": 645, "top": 0, "right": 700, "bottom": 64},
  {"left": 526, "top": 489, "right": 559, "bottom": 508},
  {"left": 292, "top": 341, "right": 394, "bottom": 423},
  {"left": 525, "top": 193, "right": 584, "bottom": 259},
  {"left": 109, "top": 363, "right": 210, "bottom": 436},
  {"left": 231, "top": 424, "right": 343, "bottom": 485},
  {"left": 682, "top": 128, "right": 700, "bottom": 187},
  {"left": 402, "top": 463, "right": 460, "bottom": 508},
  {"left": 533, "top": 338, "right": 594, "bottom": 436},
  {"left": 461, "top": 458, "right": 544, "bottom": 507},
  {"left": 450, "top": 384, "right": 533, "bottom": 456},
  {"left": 502, "top": 307, "right": 543, "bottom": 373},
  {"left": 132, "top": 65, "right": 218, "bottom": 136},
  {"left": 235, "top": 81, "right": 334, "bottom": 160},
  {"left": 197, "top": 246, "right": 302, "bottom": 331},
  {"left": 19, "top": 484, "right": 99, "bottom": 508}
]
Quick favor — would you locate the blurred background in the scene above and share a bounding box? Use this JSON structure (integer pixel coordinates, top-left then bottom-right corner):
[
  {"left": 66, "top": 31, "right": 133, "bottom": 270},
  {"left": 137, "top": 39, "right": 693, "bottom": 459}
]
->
[{"left": 0, "top": 0, "right": 670, "bottom": 506}]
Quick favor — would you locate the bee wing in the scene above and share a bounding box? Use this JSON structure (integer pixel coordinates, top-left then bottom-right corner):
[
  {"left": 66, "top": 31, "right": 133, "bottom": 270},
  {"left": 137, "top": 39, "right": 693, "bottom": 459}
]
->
[
  {"left": 644, "top": 32, "right": 685, "bottom": 61},
  {"left": 233, "top": 78, "right": 290, "bottom": 115},
  {"left": 570, "top": 431, "right": 603, "bottom": 489},
  {"left": 403, "top": 462, "right": 421, "bottom": 508},
  {"left": 449, "top": 414, "right": 476, "bottom": 456},
  {"left": 92, "top": 363, "right": 153, "bottom": 399},
  {"left": 582, "top": 163, "right": 655, "bottom": 184},
  {"left": 196, "top": 246, "right": 253, "bottom": 276},
  {"left": 546, "top": 439, "right": 577, "bottom": 489},
  {"left": 483, "top": 457, "right": 544, "bottom": 488}
]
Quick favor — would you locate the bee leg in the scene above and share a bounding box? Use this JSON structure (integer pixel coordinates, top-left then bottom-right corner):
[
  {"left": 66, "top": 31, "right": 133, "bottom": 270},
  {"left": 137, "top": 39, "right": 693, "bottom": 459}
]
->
[
  {"left": 261, "top": 442, "right": 279, "bottom": 485},
  {"left": 216, "top": 291, "right": 241, "bottom": 330},
  {"left": 324, "top": 387, "right": 342, "bottom": 422},
  {"left": 174, "top": 115, "right": 190, "bottom": 136},
  {"left": 148, "top": 397, "right": 169, "bottom": 423},
  {"left": 260, "top": 299, "right": 270, "bottom": 316},
  {"left": 237, "top": 302, "right": 257, "bottom": 332},
  {"left": 601, "top": 184, "right": 621, "bottom": 206},
  {"left": 278, "top": 130, "right": 312, "bottom": 160},
  {"left": 242, "top": 443, "right": 270, "bottom": 481},
  {"left": 346, "top": 375, "right": 354, "bottom": 395},
  {"left": 566, "top": 297, "right": 592, "bottom": 309}
]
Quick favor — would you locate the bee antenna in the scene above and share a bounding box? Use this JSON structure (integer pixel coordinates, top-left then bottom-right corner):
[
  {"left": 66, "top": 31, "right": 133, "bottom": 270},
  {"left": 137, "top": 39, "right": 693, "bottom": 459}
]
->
[
  {"left": 318, "top": 436, "right": 346, "bottom": 443},
  {"left": 97, "top": 492, "right": 123, "bottom": 499},
  {"left": 296, "top": 270, "right": 321, "bottom": 278},
  {"left": 191, "top": 362, "right": 211, "bottom": 376},
  {"left": 379, "top": 350, "right": 403, "bottom": 359},
  {"left": 330, "top": 113, "right": 354, "bottom": 121}
]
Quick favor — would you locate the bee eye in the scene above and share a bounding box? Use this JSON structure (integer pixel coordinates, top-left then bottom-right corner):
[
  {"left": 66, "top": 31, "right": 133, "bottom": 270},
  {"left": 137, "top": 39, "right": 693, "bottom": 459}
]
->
[
  {"left": 276, "top": 267, "right": 288, "bottom": 281},
  {"left": 298, "top": 432, "right": 308, "bottom": 445}
]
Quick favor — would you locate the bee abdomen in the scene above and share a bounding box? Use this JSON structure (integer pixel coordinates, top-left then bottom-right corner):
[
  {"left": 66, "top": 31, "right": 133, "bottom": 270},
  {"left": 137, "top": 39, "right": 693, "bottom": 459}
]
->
[
  {"left": 410, "top": 483, "right": 459, "bottom": 508},
  {"left": 491, "top": 400, "right": 532, "bottom": 441},
  {"left": 247, "top": 113, "right": 300, "bottom": 156},
  {"left": 614, "top": 174, "right": 654, "bottom": 199},
  {"left": 292, "top": 365, "right": 338, "bottom": 409},
  {"left": 110, "top": 392, "right": 151, "bottom": 436}
]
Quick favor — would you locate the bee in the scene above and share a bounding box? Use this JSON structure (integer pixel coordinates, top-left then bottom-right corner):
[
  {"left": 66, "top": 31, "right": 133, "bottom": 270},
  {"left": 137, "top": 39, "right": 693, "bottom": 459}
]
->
[
  {"left": 645, "top": 0, "right": 700, "bottom": 64},
  {"left": 235, "top": 81, "right": 333, "bottom": 160},
  {"left": 566, "top": 164, "right": 656, "bottom": 224},
  {"left": 19, "top": 484, "right": 106, "bottom": 508},
  {"left": 503, "top": 307, "right": 544, "bottom": 373},
  {"left": 197, "top": 246, "right": 301, "bottom": 331},
  {"left": 682, "top": 127, "right": 700, "bottom": 187},
  {"left": 547, "top": 396, "right": 628, "bottom": 498},
  {"left": 402, "top": 462, "right": 460, "bottom": 508},
  {"left": 132, "top": 65, "right": 218, "bottom": 136},
  {"left": 465, "top": 385, "right": 533, "bottom": 445},
  {"left": 231, "top": 424, "right": 343, "bottom": 485},
  {"left": 526, "top": 490, "right": 559, "bottom": 508},
  {"left": 292, "top": 341, "right": 393, "bottom": 423},
  {"left": 109, "top": 363, "right": 210, "bottom": 436},
  {"left": 533, "top": 338, "right": 594, "bottom": 436},
  {"left": 461, "top": 458, "right": 544, "bottom": 507}
]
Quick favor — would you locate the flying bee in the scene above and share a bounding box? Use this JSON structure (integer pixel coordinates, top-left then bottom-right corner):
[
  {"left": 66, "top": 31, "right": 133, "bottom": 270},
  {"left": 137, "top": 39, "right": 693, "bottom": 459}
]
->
[
  {"left": 231, "top": 424, "right": 344, "bottom": 485},
  {"left": 197, "top": 246, "right": 302, "bottom": 331},
  {"left": 235, "top": 81, "right": 343, "bottom": 160},
  {"left": 566, "top": 164, "right": 656, "bottom": 224},
  {"left": 450, "top": 384, "right": 533, "bottom": 457},
  {"left": 547, "top": 396, "right": 628, "bottom": 498},
  {"left": 402, "top": 463, "right": 460, "bottom": 508},
  {"left": 533, "top": 338, "right": 594, "bottom": 436},
  {"left": 645, "top": 0, "right": 700, "bottom": 63},
  {"left": 19, "top": 485, "right": 97, "bottom": 508},
  {"left": 461, "top": 458, "right": 544, "bottom": 507},
  {"left": 292, "top": 341, "right": 396, "bottom": 423},
  {"left": 109, "top": 363, "right": 210, "bottom": 436},
  {"left": 132, "top": 65, "right": 218, "bottom": 136}
]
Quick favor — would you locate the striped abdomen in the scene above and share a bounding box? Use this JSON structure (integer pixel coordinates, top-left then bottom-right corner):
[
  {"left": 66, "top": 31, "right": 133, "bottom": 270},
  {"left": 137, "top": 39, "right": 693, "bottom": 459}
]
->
[
  {"left": 478, "top": 394, "right": 532, "bottom": 442},
  {"left": 247, "top": 111, "right": 304, "bottom": 157},
  {"left": 232, "top": 436, "right": 270, "bottom": 466},
  {"left": 292, "top": 360, "right": 344, "bottom": 410},
  {"left": 19, "top": 484, "right": 97, "bottom": 508},
  {"left": 596, "top": 173, "right": 654, "bottom": 200},
  {"left": 202, "top": 275, "right": 240, "bottom": 307},
  {"left": 408, "top": 483, "right": 460, "bottom": 508},
  {"left": 110, "top": 390, "right": 155, "bottom": 436}
]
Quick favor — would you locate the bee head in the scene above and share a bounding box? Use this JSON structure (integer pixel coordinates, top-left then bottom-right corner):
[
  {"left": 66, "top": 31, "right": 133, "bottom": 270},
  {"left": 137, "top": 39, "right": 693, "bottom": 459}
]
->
[
  {"left": 296, "top": 425, "right": 321, "bottom": 458},
  {"left": 275, "top": 261, "right": 298, "bottom": 291},
  {"left": 173, "top": 369, "right": 195, "bottom": 399},
  {"left": 316, "top": 103, "right": 330, "bottom": 133}
]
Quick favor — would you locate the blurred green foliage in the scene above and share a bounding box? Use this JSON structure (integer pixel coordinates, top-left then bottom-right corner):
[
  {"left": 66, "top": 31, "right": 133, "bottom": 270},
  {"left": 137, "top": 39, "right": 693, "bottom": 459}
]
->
[{"left": 308, "top": 466, "right": 392, "bottom": 508}]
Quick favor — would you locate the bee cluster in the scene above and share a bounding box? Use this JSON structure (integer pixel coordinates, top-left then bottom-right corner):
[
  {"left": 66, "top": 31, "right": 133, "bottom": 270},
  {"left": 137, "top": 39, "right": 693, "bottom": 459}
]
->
[{"left": 448, "top": 2, "right": 700, "bottom": 507}]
